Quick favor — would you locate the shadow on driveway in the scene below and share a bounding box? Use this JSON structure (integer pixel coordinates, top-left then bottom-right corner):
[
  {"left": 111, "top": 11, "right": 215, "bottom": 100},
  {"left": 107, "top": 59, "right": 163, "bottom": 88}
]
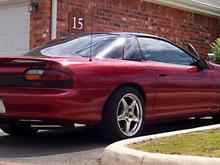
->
[
  {"left": 0, "top": 118, "right": 216, "bottom": 159},
  {"left": 144, "top": 117, "right": 215, "bottom": 135}
]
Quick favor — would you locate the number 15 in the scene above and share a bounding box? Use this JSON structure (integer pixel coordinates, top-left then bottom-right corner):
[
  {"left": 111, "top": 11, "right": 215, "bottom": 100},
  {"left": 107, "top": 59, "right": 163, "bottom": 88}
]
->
[{"left": 73, "top": 17, "right": 83, "bottom": 30}]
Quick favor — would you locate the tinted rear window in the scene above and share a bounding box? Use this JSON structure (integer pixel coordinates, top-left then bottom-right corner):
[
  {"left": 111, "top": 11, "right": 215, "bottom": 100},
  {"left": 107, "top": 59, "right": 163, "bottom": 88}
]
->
[{"left": 25, "top": 34, "right": 125, "bottom": 59}]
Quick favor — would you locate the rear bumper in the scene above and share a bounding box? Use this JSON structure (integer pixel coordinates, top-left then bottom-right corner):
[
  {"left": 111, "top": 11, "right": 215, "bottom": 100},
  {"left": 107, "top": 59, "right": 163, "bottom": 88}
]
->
[{"left": 0, "top": 87, "right": 106, "bottom": 125}]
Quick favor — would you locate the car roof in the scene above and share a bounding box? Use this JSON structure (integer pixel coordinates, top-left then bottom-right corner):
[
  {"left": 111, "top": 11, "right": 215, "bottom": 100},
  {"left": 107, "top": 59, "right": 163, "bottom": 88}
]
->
[
  {"left": 108, "top": 32, "right": 198, "bottom": 60},
  {"left": 63, "top": 32, "right": 167, "bottom": 42},
  {"left": 60, "top": 32, "right": 195, "bottom": 56},
  {"left": 109, "top": 32, "right": 157, "bottom": 37},
  {"left": 89, "top": 32, "right": 168, "bottom": 41}
]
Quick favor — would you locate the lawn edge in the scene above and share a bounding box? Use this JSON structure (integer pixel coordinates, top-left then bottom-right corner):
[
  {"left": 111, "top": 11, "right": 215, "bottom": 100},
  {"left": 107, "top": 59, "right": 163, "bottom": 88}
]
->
[{"left": 102, "top": 124, "right": 220, "bottom": 165}]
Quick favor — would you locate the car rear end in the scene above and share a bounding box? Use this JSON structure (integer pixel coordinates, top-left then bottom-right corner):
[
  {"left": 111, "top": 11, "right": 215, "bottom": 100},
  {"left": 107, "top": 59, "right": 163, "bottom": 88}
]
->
[{"left": 0, "top": 56, "right": 88, "bottom": 127}]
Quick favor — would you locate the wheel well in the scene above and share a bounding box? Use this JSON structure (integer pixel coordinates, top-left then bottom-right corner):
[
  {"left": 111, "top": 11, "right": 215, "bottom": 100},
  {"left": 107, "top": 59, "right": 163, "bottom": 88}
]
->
[
  {"left": 116, "top": 83, "right": 146, "bottom": 103},
  {"left": 102, "top": 83, "right": 146, "bottom": 121}
]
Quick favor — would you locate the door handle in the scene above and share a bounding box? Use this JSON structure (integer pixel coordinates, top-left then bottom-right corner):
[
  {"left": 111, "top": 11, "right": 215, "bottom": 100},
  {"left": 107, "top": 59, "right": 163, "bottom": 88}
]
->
[{"left": 158, "top": 73, "right": 167, "bottom": 77}]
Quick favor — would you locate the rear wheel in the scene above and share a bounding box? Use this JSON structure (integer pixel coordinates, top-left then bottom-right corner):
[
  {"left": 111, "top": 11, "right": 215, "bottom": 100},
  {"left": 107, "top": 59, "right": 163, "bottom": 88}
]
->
[
  {"left": 103, "top": 86, "right": 145, "bottom": 140},
  {"left": 213, "top": 113, "right": 220, "bottom": 123},
  {"left": 0, "top": 122, "right": 37, "bottom": 137}
]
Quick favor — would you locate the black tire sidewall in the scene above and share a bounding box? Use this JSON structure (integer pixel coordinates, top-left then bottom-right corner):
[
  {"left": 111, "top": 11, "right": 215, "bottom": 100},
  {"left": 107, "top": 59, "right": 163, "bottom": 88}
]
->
[{"left": 103, "top": 86, "right": 145, "bottom": 140}]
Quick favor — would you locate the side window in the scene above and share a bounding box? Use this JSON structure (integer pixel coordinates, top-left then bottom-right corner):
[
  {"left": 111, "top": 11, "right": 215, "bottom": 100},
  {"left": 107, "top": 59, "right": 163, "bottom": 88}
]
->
[
  {"left": 96, "top": 37, "right": 125, "bottom": 59},
  {"left": 138, "top": 37, "right": 195, "bottom": 66},
  {"left": 123, "top": 37, "right": 142, "bottom": 61},
  {"left": 104, "top": 44, "right": 124, "bottom": 59}
]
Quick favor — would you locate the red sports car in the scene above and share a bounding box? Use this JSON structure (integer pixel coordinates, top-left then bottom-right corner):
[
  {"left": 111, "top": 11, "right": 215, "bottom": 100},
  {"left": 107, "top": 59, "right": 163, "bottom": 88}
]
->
[{"left": 0, "top": 32, "right": 219, "bottom": 140}]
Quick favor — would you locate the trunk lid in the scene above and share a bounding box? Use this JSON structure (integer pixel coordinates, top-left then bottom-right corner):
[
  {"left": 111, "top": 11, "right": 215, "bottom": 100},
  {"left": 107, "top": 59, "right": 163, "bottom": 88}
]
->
[{"left": 0, "top": 56, "right": 70, "bottom": 87}]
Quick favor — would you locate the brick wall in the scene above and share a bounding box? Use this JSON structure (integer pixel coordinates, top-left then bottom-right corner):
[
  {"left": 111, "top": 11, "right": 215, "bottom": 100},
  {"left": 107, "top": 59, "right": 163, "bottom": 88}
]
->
[
  {"left": 30, "top": 0, "right": 220, "bottom": 57},
  {"left": 30, "top": 0, "right": 52, "bottom": 49}
]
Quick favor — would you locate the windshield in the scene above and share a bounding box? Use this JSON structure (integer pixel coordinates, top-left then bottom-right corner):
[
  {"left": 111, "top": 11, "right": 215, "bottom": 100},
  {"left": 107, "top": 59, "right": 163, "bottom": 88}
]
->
[{"left": 25, "top": 34, "right": 125, "bottom": 59}]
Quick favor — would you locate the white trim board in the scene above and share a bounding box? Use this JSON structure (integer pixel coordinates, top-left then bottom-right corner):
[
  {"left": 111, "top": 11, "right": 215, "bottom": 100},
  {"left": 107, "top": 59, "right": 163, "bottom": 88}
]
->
[
  {"left": 0, "top": 0, "right": 29, "bottom": 6},
  {"left": 141, "top": 0, "right": 220, "bottom": 17}
]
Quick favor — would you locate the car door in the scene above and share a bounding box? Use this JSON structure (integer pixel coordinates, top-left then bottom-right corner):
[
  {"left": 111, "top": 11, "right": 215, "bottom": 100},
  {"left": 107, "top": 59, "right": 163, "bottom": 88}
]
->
[
  {"left": 123, "top": 36, "right": 157, "bottom": 122},
  {"left": 138, "top": 37, "right": 216, "bottom": 120}
]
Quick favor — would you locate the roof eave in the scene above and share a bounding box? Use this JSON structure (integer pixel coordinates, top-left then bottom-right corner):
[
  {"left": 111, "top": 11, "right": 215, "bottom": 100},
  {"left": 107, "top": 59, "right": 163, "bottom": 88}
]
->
[{"left": 141, "top": 0, "right": 220, "bottom": 18}]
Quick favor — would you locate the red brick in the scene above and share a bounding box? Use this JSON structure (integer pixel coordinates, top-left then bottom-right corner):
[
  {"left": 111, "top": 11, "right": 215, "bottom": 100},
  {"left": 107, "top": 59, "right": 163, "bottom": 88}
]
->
[{"left": 29, "top": 0, "right": 220, "bottom": 57}]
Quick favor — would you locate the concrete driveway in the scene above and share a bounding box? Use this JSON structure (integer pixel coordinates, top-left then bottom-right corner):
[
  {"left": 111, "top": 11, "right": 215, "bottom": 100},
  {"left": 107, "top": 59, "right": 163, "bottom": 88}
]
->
[{"left": 0, "top": 118, "right": 216, "bottom": 165}]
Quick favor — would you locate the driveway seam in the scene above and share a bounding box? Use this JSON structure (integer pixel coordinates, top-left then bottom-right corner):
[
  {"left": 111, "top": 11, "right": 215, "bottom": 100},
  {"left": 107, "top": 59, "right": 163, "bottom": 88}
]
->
[{"left": 140, "top": 155, "right": 144, "bottom": 165}]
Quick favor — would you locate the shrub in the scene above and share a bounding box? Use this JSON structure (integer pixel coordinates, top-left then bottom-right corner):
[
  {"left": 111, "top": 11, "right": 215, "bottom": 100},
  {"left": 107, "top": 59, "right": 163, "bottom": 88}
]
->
[{"left": 211, "top": 38, "right": 220, "bottom": 64}]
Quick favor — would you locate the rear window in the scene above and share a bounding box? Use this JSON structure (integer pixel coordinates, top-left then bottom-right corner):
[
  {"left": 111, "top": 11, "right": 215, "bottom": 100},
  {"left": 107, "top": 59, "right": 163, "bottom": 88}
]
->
[{"left": 25, "top": 34, "right": 125, "bottom": 59}]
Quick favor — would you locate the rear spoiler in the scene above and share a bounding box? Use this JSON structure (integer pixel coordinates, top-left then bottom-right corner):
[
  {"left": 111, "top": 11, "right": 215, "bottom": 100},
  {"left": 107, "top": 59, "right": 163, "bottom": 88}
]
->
[{"left": 0, "top": 56, "right": 63, "bottom": 68}]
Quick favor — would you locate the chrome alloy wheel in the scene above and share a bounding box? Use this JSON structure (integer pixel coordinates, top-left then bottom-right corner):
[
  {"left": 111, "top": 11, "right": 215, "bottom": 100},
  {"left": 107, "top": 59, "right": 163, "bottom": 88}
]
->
[{"left": 116, "top": 93, "right": 143, "bottom": 137}]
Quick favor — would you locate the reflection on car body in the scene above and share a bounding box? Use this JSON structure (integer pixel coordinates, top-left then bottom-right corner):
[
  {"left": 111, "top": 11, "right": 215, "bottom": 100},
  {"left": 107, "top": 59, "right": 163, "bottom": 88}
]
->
[{"left": 0, "top": 32, "right": 219, "bottom": 140}]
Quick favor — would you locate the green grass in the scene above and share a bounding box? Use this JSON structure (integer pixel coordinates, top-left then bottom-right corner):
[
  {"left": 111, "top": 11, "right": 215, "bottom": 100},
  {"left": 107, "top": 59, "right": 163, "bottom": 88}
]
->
[{"left": 129, "top": 129, "right": 220, "bottom": 157}]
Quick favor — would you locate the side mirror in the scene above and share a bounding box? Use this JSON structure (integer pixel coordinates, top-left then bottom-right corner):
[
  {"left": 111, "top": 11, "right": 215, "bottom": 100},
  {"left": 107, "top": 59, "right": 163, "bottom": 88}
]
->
[
  {"left": 196, "top": 59, "right": 208, "bottom": 70},
  {"left": 188, "top": 44, "right": 199, "bottom": 58}
]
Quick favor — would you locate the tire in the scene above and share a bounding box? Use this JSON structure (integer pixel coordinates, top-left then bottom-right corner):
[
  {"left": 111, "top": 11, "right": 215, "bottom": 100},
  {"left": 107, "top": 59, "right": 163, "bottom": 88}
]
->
[
  {"left": 0, "top": 122, "right": 37, "bottom": 137},
  {"left": 102, "top": 86, "right": 145, "bottom": 141},
  {"left": 212, "top": 114, "right": 220, "bottom": 123}
]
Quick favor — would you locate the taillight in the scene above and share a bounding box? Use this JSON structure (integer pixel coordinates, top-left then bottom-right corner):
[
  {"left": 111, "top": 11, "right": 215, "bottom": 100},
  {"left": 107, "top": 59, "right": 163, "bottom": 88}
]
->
[
  {"left": 25, "top": 69, "right": 44, "bottom": 81},
  {"left": 24, "top": 69, "right": 73, "bottom": 88}
]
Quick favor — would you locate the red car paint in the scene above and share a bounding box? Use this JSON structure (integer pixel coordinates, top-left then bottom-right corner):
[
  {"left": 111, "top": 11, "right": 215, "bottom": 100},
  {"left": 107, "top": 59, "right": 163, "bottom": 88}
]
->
[
  {"left": 0, "top": 55, "right": 219, "bottom": 125},
  {"left": 0, "top": 32, "right": 219, "bottom": 127}
]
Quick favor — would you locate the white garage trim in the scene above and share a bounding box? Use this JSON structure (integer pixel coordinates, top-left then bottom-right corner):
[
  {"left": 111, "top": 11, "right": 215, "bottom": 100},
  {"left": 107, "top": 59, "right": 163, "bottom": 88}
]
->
[
  {"left": 0, "top": 1, "right": 30, "bottom": 56},
  {"left": 0, "top": 0, "right": 29, "bottom": 6},
  {"left": 141, "top": 0, "right": 220, "bottom": 17},
  {"left": 51, "top": 0, "right": 57, "bottom": 40}
]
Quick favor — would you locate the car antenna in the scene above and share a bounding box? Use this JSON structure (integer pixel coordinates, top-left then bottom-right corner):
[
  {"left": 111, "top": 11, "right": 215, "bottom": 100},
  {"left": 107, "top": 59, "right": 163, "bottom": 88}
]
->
[{"left": 89, "top": 0, "right": 95, "bottom": 62}]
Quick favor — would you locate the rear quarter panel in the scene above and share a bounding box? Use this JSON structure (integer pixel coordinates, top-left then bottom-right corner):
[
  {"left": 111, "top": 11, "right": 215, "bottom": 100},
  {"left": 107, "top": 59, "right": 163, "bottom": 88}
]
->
[{"left": 66, "top": 58, "right": 157, "bottom": 122}]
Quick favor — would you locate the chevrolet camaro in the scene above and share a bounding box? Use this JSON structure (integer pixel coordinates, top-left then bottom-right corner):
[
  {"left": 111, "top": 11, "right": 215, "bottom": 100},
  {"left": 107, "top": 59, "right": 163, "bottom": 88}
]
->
[{"left": 0, "top": 32, "right": 219, "bottom": 140}]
